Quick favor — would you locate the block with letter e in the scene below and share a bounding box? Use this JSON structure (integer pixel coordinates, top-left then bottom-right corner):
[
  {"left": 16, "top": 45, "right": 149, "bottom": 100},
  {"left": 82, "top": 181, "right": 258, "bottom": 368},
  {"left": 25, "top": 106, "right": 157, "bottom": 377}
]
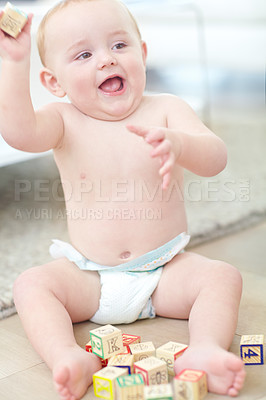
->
[
  {"left": 240, "top": 334, "right": 264, "bottom": 365},
  {"left": 90, "top": 324, "right": 123, "bottom": 360},
  {"left": 174, "top": 369, "right": 207, "bottom": 400}
]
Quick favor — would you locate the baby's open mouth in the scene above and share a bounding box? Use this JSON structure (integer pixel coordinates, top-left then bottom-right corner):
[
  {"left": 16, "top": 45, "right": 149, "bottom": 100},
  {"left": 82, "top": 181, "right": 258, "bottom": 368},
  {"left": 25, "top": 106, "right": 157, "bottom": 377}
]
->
[{"left": 99, "top": 76, "right": 124, "bottom": 94}]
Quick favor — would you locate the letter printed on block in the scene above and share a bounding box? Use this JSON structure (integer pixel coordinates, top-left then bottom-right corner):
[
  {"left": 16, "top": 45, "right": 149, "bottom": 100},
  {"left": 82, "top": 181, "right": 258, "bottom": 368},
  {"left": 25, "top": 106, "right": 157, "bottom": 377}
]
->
[{"left": 90, "top": 324, "right": 123, "bottom": 359}]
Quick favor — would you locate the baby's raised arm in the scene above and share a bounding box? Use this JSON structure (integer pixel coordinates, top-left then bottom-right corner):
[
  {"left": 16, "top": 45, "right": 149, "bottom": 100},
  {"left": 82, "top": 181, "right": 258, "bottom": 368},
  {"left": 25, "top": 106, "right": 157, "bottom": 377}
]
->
[
  {"left": 165, "top": 95, "right": 227, "bottom": 177},
  {"left": 0, "top": 12, "right": 64, "bottom": 153}
]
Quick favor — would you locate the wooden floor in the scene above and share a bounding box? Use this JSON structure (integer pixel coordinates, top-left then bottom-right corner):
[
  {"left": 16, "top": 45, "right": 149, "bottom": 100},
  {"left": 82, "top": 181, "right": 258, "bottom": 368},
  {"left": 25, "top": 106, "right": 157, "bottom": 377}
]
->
[{"left": 0, "top": 221, "right": 265, "bottom": 399}]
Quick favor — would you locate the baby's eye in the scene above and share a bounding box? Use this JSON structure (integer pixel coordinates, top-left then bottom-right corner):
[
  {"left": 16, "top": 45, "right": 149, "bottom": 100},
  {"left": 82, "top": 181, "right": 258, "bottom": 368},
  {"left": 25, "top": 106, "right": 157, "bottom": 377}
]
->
[
  {"left": 76, "top": 52, "right": 92, "bottom": 60},
  {"left": 112, "top": 42, "right": 126, "bottom": 50}
]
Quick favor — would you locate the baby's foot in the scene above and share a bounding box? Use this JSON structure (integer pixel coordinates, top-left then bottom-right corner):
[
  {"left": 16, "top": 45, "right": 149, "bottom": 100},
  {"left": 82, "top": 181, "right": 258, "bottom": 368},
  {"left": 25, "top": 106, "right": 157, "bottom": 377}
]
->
[
  {"left": 53, "top": 345, "right": 102, "bottom": 400},
  {"left": 174, "top": 345, "right": 246, "bottom": 397}
]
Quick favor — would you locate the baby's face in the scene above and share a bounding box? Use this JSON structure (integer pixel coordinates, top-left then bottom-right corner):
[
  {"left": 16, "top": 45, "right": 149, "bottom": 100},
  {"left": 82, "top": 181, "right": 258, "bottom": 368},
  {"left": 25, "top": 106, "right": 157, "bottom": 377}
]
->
[{"left": 43, "top": 0, "right": 147, "bottom": 120}]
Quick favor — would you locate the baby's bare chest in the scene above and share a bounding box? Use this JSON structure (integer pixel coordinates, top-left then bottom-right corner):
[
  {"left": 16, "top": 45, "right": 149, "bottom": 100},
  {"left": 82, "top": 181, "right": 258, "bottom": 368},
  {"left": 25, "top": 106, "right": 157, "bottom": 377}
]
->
[{"left": 60, "top": 113, "right": 166, "bottom": 181}]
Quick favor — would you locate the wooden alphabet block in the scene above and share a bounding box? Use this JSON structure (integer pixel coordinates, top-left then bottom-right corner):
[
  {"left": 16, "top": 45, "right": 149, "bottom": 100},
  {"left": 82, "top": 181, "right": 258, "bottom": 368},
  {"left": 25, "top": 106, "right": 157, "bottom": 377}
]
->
[
  {"left": 144, "top": 383, "right": 174, "bottom": 399},
  {"left": 108, "top": 354, "right": 135, "bottom": 374},
  {"left": 85, "top": 340, "right": 108, "bottom": 367},
  {"left": 93, "top": 366, "right": 127, "bottom": 399},
  {"left": 129, "top": 341, "right": 155, "bottom": 362},
  {"left": 116, "top": 373, "right": 145, "bottom": 400},
  {"left": 0, "top": 2, "right": 28, "bottom": 38},
  {"left": 122, "top": 333, "right": 141, "bottom": 352},
  {"left": 90, "top": 324, "right": 124, "bottom": 360},
  {"left": 174, "top": 369, "right": 207, "bottom": 400},
  {"left": 240, "top": 334, "right": 264, "bottom": 365},
  {"left": 118, "top": 346, "right": 132, "bottom": 355},
  {"left": 134, "top": 356, "right": 168, "bottom": 386},
  {"left": 156, "top": 341, "right": 188, "bottom": 376}
]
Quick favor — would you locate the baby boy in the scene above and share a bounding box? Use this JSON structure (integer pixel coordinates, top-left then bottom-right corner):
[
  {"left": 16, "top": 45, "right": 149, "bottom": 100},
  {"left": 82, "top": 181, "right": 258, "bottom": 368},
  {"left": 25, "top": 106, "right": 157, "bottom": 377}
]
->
[{"left": 0, "top": 1, "right": 245, "bottom": 399}]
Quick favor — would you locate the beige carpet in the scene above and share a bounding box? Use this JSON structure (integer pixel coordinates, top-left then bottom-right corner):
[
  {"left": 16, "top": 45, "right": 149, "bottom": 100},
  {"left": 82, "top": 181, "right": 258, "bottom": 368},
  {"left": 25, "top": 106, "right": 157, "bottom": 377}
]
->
[{"left": 0, "top": 116, "right": 265, "bottom": 319}]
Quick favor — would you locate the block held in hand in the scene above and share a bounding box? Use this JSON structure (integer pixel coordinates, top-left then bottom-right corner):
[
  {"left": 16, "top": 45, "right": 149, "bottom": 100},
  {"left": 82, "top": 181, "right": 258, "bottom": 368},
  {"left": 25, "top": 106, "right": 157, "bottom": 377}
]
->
[{"left": 0, "top": 2, "right": 28, "bottom": 38}]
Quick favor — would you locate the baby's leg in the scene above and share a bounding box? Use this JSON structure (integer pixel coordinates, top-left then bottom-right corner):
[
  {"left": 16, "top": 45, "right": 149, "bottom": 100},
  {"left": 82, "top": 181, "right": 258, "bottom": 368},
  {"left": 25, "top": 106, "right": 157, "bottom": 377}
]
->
[
  {"left": 13, "top": 259, "right": 102, "bottom": 400},
  {"left": 152, "top": 251, "right": 245, "bottom": 396}
]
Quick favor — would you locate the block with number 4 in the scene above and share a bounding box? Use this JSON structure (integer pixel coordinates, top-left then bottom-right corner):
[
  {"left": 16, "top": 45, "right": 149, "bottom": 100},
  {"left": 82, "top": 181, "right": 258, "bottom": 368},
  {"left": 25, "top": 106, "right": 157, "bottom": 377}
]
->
[
  {"left": 90, "top": 325, "right": 124, "bottom": 360},
  {"left": 174, "top": 369, "right": 207, "bottom": 400},
  {"left": 93, "top": 366, "right": 127, "bottom": 399},
  {"left": 134, "top": 356, "right": 168, "bottom": 385},
  {"left": 156, "top": 341, "right": 188, "bottom": 375},
  {"left": 240, "top": 334, "right": 264, "bottom": 365}
]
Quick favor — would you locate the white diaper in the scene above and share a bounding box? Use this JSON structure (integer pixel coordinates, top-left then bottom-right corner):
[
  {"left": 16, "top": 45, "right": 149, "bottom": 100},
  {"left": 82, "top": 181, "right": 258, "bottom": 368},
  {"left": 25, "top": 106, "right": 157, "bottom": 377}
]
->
[
  {"left": 49, "top": 232, "right": 190, "bottom": 324},
  {"left": 90, "top": 268, "right": 163, "bottom": 324}
]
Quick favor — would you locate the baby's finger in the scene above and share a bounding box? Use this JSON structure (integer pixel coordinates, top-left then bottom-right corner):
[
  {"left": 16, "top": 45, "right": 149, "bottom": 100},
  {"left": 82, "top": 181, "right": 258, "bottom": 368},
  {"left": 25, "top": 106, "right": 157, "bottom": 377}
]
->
[
  {"left": 22, "top": 13, "right": 34, "bottom": 34},
  {"left": 151, "top": 139, "right": 171, "bottom": 157},
  {"left": 16, "top": 13, "right": 33, "bottom": 39},
  {"left": 126, "top": 124, "right": 149, "bottom": 138},
  {"left": 145, "top": 128, "right": 165, "bottom": 145},
  {"left": 159, "top": 154, "right": 175, "bottom": 176},
  {"left": 162, "top": 172, "right": 171, "bottom": 190}
]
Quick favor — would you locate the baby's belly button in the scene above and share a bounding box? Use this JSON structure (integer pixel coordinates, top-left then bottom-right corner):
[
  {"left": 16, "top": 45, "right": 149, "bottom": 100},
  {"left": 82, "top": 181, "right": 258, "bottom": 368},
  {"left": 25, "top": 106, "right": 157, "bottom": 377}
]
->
[{"left": 119, "top": 251, "right": 131, "bottom": 260}]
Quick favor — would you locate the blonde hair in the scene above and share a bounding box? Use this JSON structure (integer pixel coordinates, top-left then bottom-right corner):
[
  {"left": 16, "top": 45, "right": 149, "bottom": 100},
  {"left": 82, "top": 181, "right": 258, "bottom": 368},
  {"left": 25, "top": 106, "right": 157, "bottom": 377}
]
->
[{"left": 37, "top": 0, "right": 142, "bottom": 66}]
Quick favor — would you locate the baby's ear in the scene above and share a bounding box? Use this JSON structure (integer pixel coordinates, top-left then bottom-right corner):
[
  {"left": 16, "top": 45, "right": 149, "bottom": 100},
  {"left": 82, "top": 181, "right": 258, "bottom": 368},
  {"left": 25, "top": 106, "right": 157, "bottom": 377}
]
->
[
  {"left": 40, "top": 68, "right": 66, "bottom": 98},
  {"left": 141, "top": 40, "right": 148, "bottom": 66}
]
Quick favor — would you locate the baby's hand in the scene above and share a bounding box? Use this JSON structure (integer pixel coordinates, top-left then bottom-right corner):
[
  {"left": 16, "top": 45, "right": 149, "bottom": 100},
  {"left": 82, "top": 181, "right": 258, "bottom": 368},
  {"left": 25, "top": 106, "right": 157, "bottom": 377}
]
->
[
  {"left": 127, "top": 124, "right": 177, "bottom": 190},
  {"left": 0, "top": 11, "right": 33, "bottom": 62}
]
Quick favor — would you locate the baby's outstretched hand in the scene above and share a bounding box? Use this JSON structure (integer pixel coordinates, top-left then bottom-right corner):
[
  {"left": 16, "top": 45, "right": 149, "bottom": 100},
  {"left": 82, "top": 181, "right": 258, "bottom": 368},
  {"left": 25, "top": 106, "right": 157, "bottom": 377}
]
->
[
  {"left": 127, "top": 124, "right": 177, "bottom": 190},
  {"left": 0, "top": 11, "right": 33, "bottom": 62}
]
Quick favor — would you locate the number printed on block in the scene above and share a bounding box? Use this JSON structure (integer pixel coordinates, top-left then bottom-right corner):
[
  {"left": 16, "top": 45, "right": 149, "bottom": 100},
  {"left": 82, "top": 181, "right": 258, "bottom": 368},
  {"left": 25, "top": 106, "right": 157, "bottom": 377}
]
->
[
  {"left": 240, "top": 334, "right": 264, "bottom": 365},
  {"left": 174, "top": 369, "right": 208, "bottom": 400},
  {"left": 144, "top": 383, "right": 174, "bottom": 399},
  {"left": 90, "top": 324, "right": 124, "bottom": 359},
  {"left": 129, "top": 341, "right": 155, "bottom": 362},
  {"left": 134, "top": 356, "right": 168, "bottom": 386},
  {"left": 156, "top": 341, "right": 188, "bottom": 375},
  {"left": 93, "top": 366, "right": 127, "bottom": 399},
  {"left": 116, "top": 373, "right": 145, "bottom": 400}
]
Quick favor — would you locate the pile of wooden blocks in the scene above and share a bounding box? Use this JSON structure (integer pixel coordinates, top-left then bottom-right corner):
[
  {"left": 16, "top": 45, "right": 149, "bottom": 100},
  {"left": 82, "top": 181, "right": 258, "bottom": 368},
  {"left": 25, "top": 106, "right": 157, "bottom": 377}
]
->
[{"left": 86, "top": 324, "right": 208, "bottom": 400}]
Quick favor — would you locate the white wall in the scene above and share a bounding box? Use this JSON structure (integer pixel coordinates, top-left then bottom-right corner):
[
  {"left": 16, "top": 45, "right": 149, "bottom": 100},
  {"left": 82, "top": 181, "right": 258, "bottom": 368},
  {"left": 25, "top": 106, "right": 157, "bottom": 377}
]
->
[{"left": 128, "top": 0, "right": 266, "bottom": 72}]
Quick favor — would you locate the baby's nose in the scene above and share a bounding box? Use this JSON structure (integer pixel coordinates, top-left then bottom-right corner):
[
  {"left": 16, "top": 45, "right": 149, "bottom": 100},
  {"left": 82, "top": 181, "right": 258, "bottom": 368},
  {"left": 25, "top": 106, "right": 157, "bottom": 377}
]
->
[{"left": 97, "top": 52, "right": 118, "bottom": 70}]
